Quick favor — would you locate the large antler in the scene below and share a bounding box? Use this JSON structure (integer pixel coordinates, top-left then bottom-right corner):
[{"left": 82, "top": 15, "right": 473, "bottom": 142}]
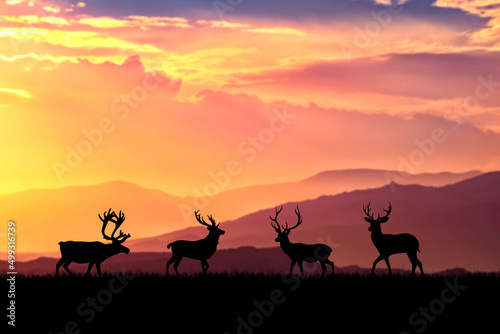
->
[
  {"left": 206, "top": 214, "right": 220, "bottom": 227},
  {"left": 379, "top": 202, "right": 392, "bottom": 223},
  {"left": 363, "top": 201, "right": 392, "bottom": 223},
  {"left": 363, "top": 201, "right": 375, "bottom": 220},
  {"left": 194, "top": 210, "right": 212, "bottom": 227},
  {"left": 99, "top": 208, "right": 117, "bottom": 240},
  {"left": 99, "top": 209, "right": 131, "bottom": 243},
  {"left": 112, "top": 211, "right": 131, "bottom": 243},
  {"left": 269, "top": 206, "right": 283, "bottom": 233},
  {"left": 284, "top": 206, "right": 302, "bottom": 232}
]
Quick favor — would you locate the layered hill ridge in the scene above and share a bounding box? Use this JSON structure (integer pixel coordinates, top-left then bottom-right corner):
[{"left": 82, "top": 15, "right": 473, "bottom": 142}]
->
[
  {"left": 6, "top": 171, "right": 498, "bottom": 272},
  {"left": 128, "top": 171, "right": 500, "bottom": 272},
  {"left": 0, "top": 169, "right": 480, "bottom": 253}
]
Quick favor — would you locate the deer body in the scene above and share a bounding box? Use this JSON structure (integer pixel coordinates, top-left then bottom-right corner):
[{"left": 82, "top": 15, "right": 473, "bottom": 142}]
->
[
  {"left": 363, "top": 202, "right": 424, "bottom": 276},
  {"left": 370, "top": 232, "right": 420, "bottom": 257},
  {"left": 270, "top": 206, "right": 334, "bottom": 277},
  {"left": 166, "top": 211, "right": 225, "bottom": 276},
  {"left": 167, "top": 232, "right": 221, "bottom": 260},
  {"left": 56, "top": 209, "right": 131, "bottom": 277},
  {"left": 59, "top": 241, "right": 129, "bottom": 264},
  {"left": 279, "top": 237, "right": 333, "bottom": 267}
]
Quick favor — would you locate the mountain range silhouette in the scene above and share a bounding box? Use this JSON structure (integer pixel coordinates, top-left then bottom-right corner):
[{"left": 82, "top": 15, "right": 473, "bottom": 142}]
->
[{"left": 2, "top": 170, "right": 499, "bottom": 272}]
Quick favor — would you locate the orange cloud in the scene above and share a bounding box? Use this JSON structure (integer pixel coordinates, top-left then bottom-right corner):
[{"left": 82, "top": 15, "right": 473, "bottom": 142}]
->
[
  {"left": 77, "top": 15, "right": 192, "bottom": 29},
  {"left": 196, "top": 20, "right": 251, "bottom": 29},
  {"left": 0, "top": 15, "right": 70, "bottom": 26},
  {"left": 5, "top": 0, "right": 29, "bottom": 5},
  {"left": 0, "top": 26, "right": 164, "bottom": 53},
  {"left": 43, "top": 5, "right": 60, "bottom": 13},
  {"left": 244, "top": 27, "right": 307, "bottom": 37},
  {"left": 127, "top": 15, "right": 191, "bottom": 28},
  {"left": 77, "top": 16, "right": 133, "bottom": 28}
]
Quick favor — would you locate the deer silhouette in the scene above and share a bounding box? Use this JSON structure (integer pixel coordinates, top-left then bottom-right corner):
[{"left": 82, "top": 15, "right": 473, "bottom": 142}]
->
[
  {"left": 166, "top": 211, "right": 225, "bottom": 276},
  {"left": 56, "top": 209, "right": 131, "bottom": 277},
  {"left": 363, "top": 202, "right": 424, "bottom": 276},
  {"left": 270, "top": 206, "right": 334, "bottom": 277}
]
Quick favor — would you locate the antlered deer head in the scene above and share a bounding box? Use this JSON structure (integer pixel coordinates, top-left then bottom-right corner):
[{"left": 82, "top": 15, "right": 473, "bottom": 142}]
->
[{"left": 270, "top": 206, "right": 302, "bottom": 243}]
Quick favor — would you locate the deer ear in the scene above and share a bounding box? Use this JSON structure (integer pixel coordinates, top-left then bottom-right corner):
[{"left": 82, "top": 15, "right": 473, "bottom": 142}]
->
[
  {"left": 364, "top": 217, "right": 372, "bottom": 223},
  {"left": 379, "top": 217, "right": 389, "bottom": 223}
]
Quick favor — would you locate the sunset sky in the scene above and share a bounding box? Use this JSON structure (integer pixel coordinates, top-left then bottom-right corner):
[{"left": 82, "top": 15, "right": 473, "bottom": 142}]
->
[{"left": 1, "top": 0, "right": 500, "bottom": 197}]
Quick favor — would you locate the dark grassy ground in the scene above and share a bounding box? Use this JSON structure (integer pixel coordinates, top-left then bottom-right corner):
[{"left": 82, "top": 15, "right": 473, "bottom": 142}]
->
[{"left": 5, "top": 272, "right": 499, "bottom": 334}]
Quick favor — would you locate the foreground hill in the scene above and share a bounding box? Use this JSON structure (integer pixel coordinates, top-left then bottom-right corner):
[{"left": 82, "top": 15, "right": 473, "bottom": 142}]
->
[
  {"left": 127, "top": 172, "right": 500, "bottom": 272},
  {"left": 10, "top": 272, "right": 499, "bottom": 334},
  {"left": 0, "top": 169, "right": 479, "bottom": 253}
]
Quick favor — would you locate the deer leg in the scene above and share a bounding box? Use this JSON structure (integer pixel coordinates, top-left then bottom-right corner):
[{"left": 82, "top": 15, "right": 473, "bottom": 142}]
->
[
  {"left": 414, "top": 254, "right": 424, "bottom": 276},
  {"left": 96, "top": 263, "right": 102, "bottom": 277},
  {"left": 297, "top": 261, "right": 304, "bottom": 276},
  {"left": 288, "top": 260, "right": 296, "bottom": 276},
  {"left": 408, "top": 252, "right": 415, "bottom": 275},
  {"left": 383, "top": 257, "right": 392, "bottom": 276},
  {"left": 56, "top": 258, "right": 65, "bottom": 276},
  {"left": 325, "top": 259, "right": 334, "bottom": 275},
  {"left": 62, "top": 262, "right": 73, "bottom": 276},
  {"left": 371, "top": 255, "right": 384, "bottom": 276},
  {"left": 320, "top": 262, "right": 327, "bottom": 277},
  {"left": 409, "top": 252, "right": 424, "bottom": 276},
  {"left": 201, "top": 259, "right": 209, "bottom": 274},
  {"left": 166, "top": 257, "right": 175, "bottom": 276},
  {"left": 86, "top": 263, "right": 94, "bottom": 276},
  {"left": 418, "top": 260, "right": 424, "bottom": 276},
  {"left": 411, "top": 261, "right": 416, "bottom": 275},
  {"left": 173, "top": 258, "right": 182, "bottom": 277}
]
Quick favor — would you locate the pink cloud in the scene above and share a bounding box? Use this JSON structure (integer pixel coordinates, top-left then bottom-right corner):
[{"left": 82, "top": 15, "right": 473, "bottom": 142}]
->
[{"left": 231, "top": 52, "right": 500, "bottom": 105}]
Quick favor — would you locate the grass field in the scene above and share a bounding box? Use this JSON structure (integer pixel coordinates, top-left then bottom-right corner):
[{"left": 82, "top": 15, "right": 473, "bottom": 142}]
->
[{"left": 6, "top": 272, "right": 499, "bottom": 334}]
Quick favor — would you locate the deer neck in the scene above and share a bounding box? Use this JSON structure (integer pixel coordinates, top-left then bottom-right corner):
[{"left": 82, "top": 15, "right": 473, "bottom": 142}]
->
[
  {"left": 279, "top": 235, "right": 293, "bottom": 252},
  {"left": 103, "top": 243, "right": 121, "bottom": 258},
  {"left": 204, "top": 230, "right": 221, "bottom": 245},
  {"left": 370, "top": 225, "right": 384, "bottom": 243}
]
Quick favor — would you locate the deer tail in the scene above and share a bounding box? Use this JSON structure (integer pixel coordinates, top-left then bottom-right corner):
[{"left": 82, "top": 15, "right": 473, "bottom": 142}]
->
[{"left": 167, "top": 242, "right": 173, "bottom": 249}]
